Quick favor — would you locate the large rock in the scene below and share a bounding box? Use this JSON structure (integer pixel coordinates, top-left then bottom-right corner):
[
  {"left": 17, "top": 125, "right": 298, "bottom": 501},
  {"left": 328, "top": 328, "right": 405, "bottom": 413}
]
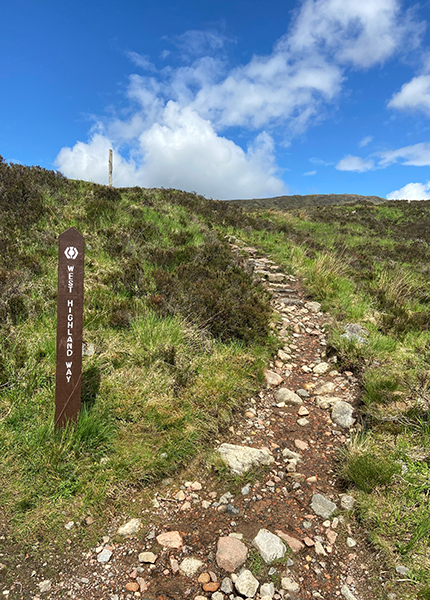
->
[
  {"left": 217, "top": 443, "right": 274, "bottom": 475},
  {"left": 340, "top": 494, "right": 356, "bottom": 510},
  {"left": 252, "top": 529, "right": 286, "bottom": 563},
  {"left": 156, "top": 531, "right": 183, "bottom": 549},
  {"left": 216, "top": 536, "right": 248, "bottom": 572},
  {"left": 313, "top": 362, "right": 330, "bottom": 374},
  {"left": 281, "top": 577, "right": 300, "bottom": 592},
  {"left": 260, "top": 582, "right": 275, "bottom": 598},
  {"left": 315, "top": 396, "right": 342, "bottom": 410},
  {"left": 311, "top": 494, "right": 337, "bottom": 519},
  {"left": 235, "top": 569, "right": 259, "bottom": 597},
  {"left": 274, "top": 388, "right": 303, "bottom": 406},
  {"left": 314, "top": 382, "right": 336, "bottom": 395},
  {"left": 117, "top": 518, "right": 141, "bottom": 536},
  {"left": 332, "top": 402, "right": 355, "bottom": 428},
  {"left": 179, "top": 557, "right": 204, "bottom": 577},
  {"left": 97, "top": 548, "right": 112, "bottom": 563},
  {"left": 264, "top": 370, "right": 283, "bottom": 386}
]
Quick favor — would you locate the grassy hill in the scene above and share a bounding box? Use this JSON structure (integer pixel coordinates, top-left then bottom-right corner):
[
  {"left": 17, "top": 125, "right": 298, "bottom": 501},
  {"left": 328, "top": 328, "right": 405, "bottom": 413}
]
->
[
  {"left": 0, "top": 157, "right": 276, "bottom": 546},
  {"left": 1, "top": 157, "right": 430, "bottom": 596},
  {"left": 229, "top": 194, "right": 386, "bottom": 210},
  {"left": 228, "top": 192, "right": 386, "bottom": 210}
]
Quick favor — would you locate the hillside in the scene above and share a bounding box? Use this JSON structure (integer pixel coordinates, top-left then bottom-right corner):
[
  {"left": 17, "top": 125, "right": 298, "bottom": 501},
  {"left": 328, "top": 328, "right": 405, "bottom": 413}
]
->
[
  {"left": 0, "top": 157, "right": 277, "bottom": 546},
  {"left": 1, "top": 158, "right": 430, "bottom": 599},
  {"left": 229, "top": 192, "right": 386, "bottom": 210}
]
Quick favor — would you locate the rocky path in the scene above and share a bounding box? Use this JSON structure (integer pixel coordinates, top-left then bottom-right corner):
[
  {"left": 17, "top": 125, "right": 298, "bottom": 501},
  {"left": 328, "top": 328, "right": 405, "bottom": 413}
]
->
[{"left": 4, "top": 244, "right": 393, "bottom": 600}]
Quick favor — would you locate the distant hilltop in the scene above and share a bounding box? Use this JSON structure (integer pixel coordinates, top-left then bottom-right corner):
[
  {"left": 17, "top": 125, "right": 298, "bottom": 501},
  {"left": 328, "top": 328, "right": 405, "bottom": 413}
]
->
[{"left": 227, "top": 193, "right": 386, "bottom": 210}]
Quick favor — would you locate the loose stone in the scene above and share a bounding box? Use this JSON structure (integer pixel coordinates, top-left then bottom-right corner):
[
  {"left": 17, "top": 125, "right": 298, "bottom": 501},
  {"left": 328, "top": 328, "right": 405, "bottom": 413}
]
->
[
  {"left": 260, "top": 582, "right": 275, "bottom": 598},
  {"left": 332, "top": 402, "right": 355, "bottom": 428},
  {"left": 311, "top": 494, "right": 337, "bottom": 519},
  {"left": 138, "top": 552, "right": 157, "bottom": 563},
  {"left": 235, "top": 569, "right": 259, "bottom": 597},
  {"left": 97, "top": 548, "right": 112, "bottom": 563},
  {"left": 294, "top": 439, "right": 309, "bottom": 451},
  {"left": 314, "top": 382, "right": 336, "bottom": 396},
  {"left": 156, "top": 531, "right": 183, "bottom": 549},
  {"left": 281, "top": 577, "right": 300, "bottom": 592},
  {"left": 315, "top": 396, "right": 342, "bottom": 409},
  {"left": 216, "top": 536, "right": 248, "bottom": 572},
  {"left": 179, "top": 557, "right": 204, "bottom": 577},
  {"left": 305, "top": 301, "right": 321, "bottom": 313},
  {"left": 314, "top": 541, "right": 326, "bottom": 555},
  {"left": 275, "top": 530, "right": 305, "bottom": 553},
  {"left": 217, "top": 443, "right": 274, "bottom": 475},
  {"left": 203, "top": 582, "right": 220, "bottom": 592},
  {"left": 313, "top": 362, "right": 330, "bottom": 374},
  {"left": 264, "top": 370, "right": 283, "bottom": 386},
  {"left": 220, "top": 577, "right": 234, "bottom": 593},
  {"left": 252, "top": 529, "right": 287, "bottom": 563},
  {"left": 117, "top": 518, "right": 141, "bottom": 536},
  {"left": 340, "top": 494, "right": 356, "bottom": 510},
  {"left": 282, "top": 448, "right": 301, "bottom": 461}
]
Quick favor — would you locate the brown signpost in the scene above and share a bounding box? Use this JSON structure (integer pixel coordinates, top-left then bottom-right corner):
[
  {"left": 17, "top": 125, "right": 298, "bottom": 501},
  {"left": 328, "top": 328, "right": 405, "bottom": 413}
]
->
[{"left": 54, "top": 227, "right": 85, "bottom": 428}]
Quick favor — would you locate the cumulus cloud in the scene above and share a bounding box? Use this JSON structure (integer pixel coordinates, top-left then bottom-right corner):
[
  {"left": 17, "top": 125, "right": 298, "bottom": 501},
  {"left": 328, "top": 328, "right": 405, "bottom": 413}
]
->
[
  {"left": 387, "top": 181, "right": 430, "bottom": 200},
  {"left": 55, "top": 134, "right": 139, "bottom": 187},
  {"left": 304, "top": 170, "right": 316, "bottom": 175},
  {"left": 283, "top": 0, "right": 422, "bottom": 68},
  {"left": 56, "top": 106, "right": 286, "bottom": 199},
  {"left": 55, "top": 0, "right": 424, "bottom": 197},
  {"left": 388, "top": 74, "right": 430, "bottom": 115},
  {"left": 388, "top": 54, "right": 430, "bottom": 116},
  {"left": 336, "top": 155, "right": 374, "bottom": 172}
]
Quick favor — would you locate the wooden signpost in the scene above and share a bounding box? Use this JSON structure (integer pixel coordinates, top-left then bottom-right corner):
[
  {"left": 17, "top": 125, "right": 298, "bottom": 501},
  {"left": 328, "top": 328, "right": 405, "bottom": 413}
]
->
[
  {"left": 54, "top": 227, "right": 85, "bottom": 428},
  {"left": 109, "top": 149, "right": 113, "bottom": 187}
]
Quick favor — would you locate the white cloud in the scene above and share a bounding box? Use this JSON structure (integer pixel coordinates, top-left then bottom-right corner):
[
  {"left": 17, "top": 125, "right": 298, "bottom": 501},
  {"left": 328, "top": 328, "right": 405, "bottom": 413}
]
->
[
  {"left": 55, "top": 0, "right": 424, "bottom": 197},
  {"left": 56, "top": 105, "right": 286, "bottom": 200},
  {"left": 125, "top": 51, "right": 156, "bottom": 71},
  {"left": 379, "top": 142, "right": 430, "bottom": 167},
  {"left": 304, "top": 170, "right": 316, "bottom": 175},
  {"left": 388, "top": 73, "right": 430, "bottom": 116},
  {"left": 387, "top": 181, "right": 430, "bottom": 199},
  {"left": 191, "top": 54, "right": 342, "bottom": 131},
  {"left": 359, "top": 135, "right": 373, "bottom": 147},
  {"left": 283, "top": 0, "right": 422, "bottom": 69},
  {"left": 336, "top": 155, "right": 374, "bottom": 172},
  {"left": 172, "top": 30, "right": 232, "bottom": 58},
  {"left": 55, "top": 134, "right": 140, "bottom": 187}
]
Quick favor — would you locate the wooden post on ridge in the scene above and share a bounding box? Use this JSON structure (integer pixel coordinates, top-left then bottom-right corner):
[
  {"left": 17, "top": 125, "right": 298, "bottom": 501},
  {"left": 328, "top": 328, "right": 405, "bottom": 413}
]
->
[{"left": 109, "top": 149, "right": 113, "bottom": 187}]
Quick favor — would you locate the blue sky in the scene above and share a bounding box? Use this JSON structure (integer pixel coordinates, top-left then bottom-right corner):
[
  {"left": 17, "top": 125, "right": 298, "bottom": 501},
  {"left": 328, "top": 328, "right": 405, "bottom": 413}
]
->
[{"left": 3, "top": 0, "right": 430, "bottom": 200}]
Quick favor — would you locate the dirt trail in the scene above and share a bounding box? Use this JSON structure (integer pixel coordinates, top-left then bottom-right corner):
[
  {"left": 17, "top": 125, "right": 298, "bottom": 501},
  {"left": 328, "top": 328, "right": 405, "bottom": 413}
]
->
[{"left": 2, "top": 244, "right": 393, "bottom": 600}]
